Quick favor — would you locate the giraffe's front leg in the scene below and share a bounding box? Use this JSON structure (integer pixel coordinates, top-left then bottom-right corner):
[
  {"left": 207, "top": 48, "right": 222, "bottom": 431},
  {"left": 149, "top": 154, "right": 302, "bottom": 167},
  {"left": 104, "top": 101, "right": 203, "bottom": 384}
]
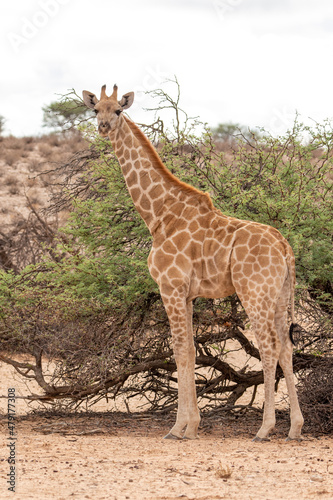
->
[{"left": 162, "top": 294, "right": 200, "bottom": 440}]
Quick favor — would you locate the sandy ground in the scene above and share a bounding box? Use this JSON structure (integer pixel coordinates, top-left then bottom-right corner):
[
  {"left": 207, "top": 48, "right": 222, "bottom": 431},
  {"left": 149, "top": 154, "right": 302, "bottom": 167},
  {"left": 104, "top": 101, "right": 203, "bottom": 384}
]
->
[
  {"left": 2, "top": 138, "right": 332, "bottom": 499},
  {"left": 1, "top": 360, "right": 333, "bottom": 500}
]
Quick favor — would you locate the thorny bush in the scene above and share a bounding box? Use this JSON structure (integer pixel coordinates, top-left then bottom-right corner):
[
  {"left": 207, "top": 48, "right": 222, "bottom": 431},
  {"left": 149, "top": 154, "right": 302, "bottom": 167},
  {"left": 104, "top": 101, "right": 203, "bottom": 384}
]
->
[{"left": 0, "top": 81, "right": 332, "bottom": 427}]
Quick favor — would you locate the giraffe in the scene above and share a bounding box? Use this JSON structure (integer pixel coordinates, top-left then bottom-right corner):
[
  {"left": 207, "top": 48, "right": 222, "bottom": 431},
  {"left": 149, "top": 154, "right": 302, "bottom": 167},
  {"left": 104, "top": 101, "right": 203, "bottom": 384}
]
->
[{"left": 82, "top": 84, "right": 304, "bottom": 441}]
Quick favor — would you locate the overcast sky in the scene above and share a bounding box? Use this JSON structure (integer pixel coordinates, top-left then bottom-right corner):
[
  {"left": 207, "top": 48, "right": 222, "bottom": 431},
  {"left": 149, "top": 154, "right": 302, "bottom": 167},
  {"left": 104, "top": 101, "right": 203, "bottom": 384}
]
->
[{"left": 2, "top": 0, "right": 333, "bottom": 137}]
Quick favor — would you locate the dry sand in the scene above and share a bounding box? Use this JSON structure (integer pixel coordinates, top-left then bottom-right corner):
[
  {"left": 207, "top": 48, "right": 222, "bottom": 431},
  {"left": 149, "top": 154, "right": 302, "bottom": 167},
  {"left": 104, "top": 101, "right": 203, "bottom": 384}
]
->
[{"left": 1, "top": 358, "right": 333, "bottom": 500}]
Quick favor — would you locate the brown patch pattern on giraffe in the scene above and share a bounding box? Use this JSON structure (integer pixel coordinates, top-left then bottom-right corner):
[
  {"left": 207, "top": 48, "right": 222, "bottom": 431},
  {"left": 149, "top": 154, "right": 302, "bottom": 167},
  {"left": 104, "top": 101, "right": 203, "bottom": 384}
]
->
[{"left": 82, "top": 84, "right": 304, "bottom": 442}]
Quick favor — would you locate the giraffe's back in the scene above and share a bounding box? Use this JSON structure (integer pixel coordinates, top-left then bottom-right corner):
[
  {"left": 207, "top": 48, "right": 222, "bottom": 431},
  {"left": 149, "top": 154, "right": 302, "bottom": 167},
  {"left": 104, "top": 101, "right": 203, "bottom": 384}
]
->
[{"left": 149, "top": 204, "right": 294, "bottom": 306}]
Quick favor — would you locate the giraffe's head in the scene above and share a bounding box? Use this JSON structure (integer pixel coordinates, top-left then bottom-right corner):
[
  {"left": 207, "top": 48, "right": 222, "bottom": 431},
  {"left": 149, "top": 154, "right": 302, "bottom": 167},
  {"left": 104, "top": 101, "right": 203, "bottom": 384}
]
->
[{"left": 82, "top": 84, "right": 134, "bottom": 137}]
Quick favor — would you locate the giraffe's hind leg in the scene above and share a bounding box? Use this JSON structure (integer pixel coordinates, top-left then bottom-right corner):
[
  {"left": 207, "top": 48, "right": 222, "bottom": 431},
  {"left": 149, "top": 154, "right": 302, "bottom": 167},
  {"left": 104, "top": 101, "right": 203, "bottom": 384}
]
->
[
  {"left": 252, "top": 320, "right": 280, "bottom": 441},
  {"left": 233, "top": 285, "right": 280, "bottom": 440},
  {"left": 275, "top": 278, "right": 304, "bottom": 440},
  {"left": 236, "top": 296, "right": 280, "bottom": 440}
]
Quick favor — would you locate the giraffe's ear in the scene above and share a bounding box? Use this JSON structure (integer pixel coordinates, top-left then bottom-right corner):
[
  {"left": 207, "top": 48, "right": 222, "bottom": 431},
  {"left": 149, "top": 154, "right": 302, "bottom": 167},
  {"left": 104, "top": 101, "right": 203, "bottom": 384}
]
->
[
  {"left": 119, "top": 92, "right": 134, "bottom": 110},
  {"left": 82, "top": 90, "right": 99, "bottom": 109}
]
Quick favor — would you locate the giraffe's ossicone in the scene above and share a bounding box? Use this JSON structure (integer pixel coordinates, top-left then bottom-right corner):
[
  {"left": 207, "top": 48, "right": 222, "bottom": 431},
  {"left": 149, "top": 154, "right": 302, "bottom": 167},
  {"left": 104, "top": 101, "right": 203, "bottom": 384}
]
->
[{"left": 82, "top": 84, "right": 304, "bottom": 441}]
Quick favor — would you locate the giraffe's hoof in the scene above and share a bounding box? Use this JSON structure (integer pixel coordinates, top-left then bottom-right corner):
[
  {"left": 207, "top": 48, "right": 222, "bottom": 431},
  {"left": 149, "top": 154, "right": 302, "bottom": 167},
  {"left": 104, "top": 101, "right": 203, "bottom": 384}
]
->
[
  {"left": 252, "top": 436, "right": 270, "bottom": 442},
  {"left": 163, "top": 432, "right": 182, "bottom": 440},
  {"left": 286, "top": 436, "right": 303, "bottom": 442},
  {"left": 183, "top": 434, "right": 199, "bottom": 440}
]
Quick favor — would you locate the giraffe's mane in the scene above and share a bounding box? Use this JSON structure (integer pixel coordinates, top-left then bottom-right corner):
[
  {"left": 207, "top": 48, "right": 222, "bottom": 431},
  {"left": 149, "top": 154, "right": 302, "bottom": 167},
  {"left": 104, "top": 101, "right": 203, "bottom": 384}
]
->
[{"left": 123, "top": 116, "right": 214, "bottom": 209}]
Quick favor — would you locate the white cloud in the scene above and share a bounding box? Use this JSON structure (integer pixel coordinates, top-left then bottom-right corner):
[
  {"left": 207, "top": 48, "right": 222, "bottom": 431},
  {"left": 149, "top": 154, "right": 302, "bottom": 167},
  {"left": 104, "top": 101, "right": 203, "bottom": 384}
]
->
[{"left": 1, "top": 0, "right": 333, "bottom": 136}]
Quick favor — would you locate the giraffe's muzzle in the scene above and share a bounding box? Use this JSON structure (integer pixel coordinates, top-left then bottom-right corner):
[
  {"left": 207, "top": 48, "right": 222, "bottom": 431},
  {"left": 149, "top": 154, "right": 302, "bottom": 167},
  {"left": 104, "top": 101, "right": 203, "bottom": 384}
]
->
[{"left": 98, "top": 121, "right": 111, "bottom": 136}]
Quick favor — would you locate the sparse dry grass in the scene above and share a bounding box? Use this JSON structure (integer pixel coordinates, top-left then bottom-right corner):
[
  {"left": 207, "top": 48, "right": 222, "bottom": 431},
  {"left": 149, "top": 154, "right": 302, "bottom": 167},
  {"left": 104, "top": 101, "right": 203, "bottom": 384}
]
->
[
  {"left": 8, "top": 184, "right": 20, "bottom": 196},
  {"left": 0, "top": 132, "right": 80, "bottom": 237},
  {"left": 26, "top": 189, "right": 43, "bottom": 207},
  {"left": 39, "top": 171, "right": 56, "bottom": 187},
  {"left": 4, "top": 135, "right": 25, "bottom": 150},
  {"left": 23, "top": 136, "right": 34, "bottom": 144},
  {"left": 28, "top": 157, "right": 44, "bottom": 172},
  {"left": 3, "top": 149, "right": 22, "bottom": 166},
  {"left": 43, "top": 134, "right": 61, "bottom": 147},
  {"left": 65, "top": 134, "right": 87, "bottom": 152},
  {"left": 215, "top": 462, "right": 232, "bottom": 479},
  {"left": 38, "top": 143, "right": 53, "bottom": 158},
  {"left": 4, "top": 174, "right": 21, "bottom": 196},
  {"left": 4, "top": 174, "right": 19, "bottom": 186}
]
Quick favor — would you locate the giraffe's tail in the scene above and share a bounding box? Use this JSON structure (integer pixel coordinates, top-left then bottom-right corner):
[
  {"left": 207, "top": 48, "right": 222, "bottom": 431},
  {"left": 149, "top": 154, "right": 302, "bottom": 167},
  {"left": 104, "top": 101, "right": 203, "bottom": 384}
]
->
[
  {"left": 286, "top": 247, "right": 297, "bottom": 346},
  {"left": 289, "top": 322, "right": 296, "bottom": 346}
]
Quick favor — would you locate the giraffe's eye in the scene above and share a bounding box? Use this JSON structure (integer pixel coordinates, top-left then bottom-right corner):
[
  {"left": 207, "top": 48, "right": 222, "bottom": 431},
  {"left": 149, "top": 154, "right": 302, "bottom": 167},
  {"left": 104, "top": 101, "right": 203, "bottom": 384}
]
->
[{"left": 115, "top": 109, "right": 122, "bottom": 116}]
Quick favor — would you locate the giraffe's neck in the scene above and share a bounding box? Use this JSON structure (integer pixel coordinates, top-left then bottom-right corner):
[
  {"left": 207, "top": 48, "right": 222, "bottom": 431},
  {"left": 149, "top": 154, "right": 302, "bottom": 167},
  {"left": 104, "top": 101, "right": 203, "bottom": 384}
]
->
[{"left": 108, "top": 116, "right": 213, "bottom": 234}]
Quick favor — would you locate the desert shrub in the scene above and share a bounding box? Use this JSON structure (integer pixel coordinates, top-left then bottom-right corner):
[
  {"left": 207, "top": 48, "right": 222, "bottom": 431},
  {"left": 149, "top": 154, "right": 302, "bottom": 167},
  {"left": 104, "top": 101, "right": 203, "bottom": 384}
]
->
[
  {"left": 297, "top": 357, "right": 333, "bottom": 434},
  {"left": 42, "top": 95, "right": 93, "bottom": 133},
  {"left": 4, "top": 136, "right": 24, "bottom": 150},
  {"left": 3, "top": 150, "right": 21, "bottom": 167},
  {"left": 0, "top": 82, "right": 332, "bottom": 418},
  {"left": 21, "top": 136, "right": 35, "bottom": 151},
  {"left": 0, "top": 202, "right": 59, "bottom": 271},
  {"left": 211, "top": 121, "right": 260, "bottom": 151},
  {"left": 38, "top": 143, "right": 53, "bottom": 158},
  {"left": 23, "top": 136, "right": 34, "bottom": 144},
  {"left": 43, "top": 134, "right": 61, "bottom": 147},
  {"left": 8, "top": 185, "right": 20, "bottom": 196},
  {"left": 165, "top": 120, "right": 333, "bottom": 308},
  {"left": 0, "top": 115, "right": 6, "bottom": 136},
  {"left": 4, "top": 174, "right": 19, "bottom": 186},
  {"left": 28, "top": 157, "right": 44, "bottom": 172}
]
